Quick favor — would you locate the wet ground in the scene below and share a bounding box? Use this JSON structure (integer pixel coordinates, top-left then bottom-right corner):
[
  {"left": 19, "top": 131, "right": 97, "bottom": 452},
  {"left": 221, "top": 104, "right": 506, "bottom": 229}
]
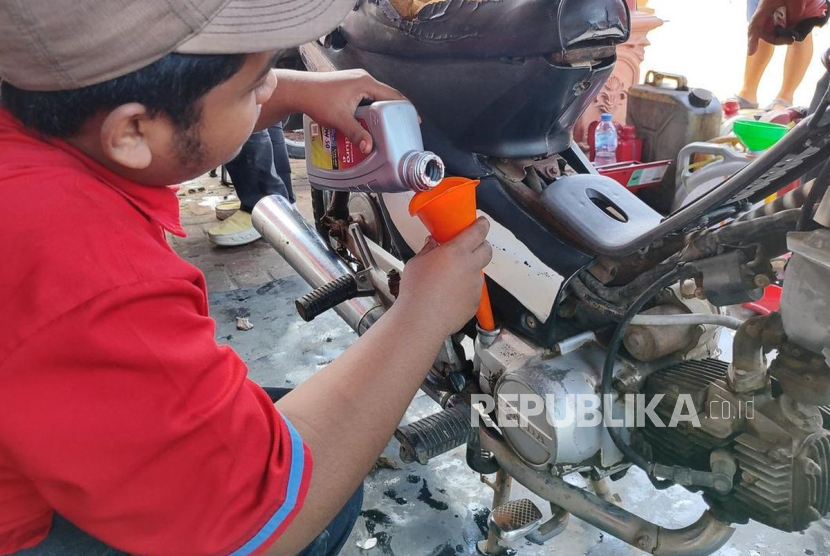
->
[{"left": 175, "top": 164, "right": 830, "bottom": 555}]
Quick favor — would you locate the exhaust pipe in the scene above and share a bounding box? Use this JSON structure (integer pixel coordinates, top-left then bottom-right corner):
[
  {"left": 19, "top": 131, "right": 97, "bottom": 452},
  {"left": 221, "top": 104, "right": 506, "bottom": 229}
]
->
[
  {"left": 479, "top": 425, "right": 735, "bottom": 556},
  {"left": 252, "top": 195, "right": 384, "bottom": 335}
]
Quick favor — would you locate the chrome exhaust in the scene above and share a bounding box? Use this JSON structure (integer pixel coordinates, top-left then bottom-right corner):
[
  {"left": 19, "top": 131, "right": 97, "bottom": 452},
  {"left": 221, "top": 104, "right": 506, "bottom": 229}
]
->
[
  {"left": 479, "top": 425, "right": 735, "bottom": 556},
  {"left": 251, "top": 195, "right": 384, "bottom": 335}
]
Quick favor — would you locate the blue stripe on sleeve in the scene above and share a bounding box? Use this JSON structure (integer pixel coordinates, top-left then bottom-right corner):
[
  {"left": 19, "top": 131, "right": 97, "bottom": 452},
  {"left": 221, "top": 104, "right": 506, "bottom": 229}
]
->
[{"left": 230, "top": 416, "right": 307, "bottom": 556}]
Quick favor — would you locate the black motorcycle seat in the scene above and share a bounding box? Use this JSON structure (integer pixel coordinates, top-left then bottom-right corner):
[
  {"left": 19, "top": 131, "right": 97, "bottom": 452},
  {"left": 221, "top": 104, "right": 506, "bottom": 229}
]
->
[
  {"left": 540, "top": 174, "right": 663, "bottom": 257},
  {"left": 339, "top": 0, "right": 629, "bottom": 59}
]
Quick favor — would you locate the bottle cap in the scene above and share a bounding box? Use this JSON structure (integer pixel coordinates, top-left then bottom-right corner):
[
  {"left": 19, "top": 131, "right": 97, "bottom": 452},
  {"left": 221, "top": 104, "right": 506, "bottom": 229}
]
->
[
  {"left": 600, "top": 113, "right": 613, "bottom": 122},
  {"left": 689, "top": 88, "right": 714, "bottom": 108}
]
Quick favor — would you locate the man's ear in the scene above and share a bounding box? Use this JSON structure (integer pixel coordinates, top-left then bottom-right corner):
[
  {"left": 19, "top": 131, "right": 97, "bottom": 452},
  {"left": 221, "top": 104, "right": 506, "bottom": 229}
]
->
[{"left": 99, "top": 103, "right": 153, "bottom": 170}]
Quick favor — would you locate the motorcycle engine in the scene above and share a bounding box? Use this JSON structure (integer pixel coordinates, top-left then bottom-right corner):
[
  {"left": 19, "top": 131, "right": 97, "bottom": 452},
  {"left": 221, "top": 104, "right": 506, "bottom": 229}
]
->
[
  {"left": 639, "top": 227, "right": 830, "bottom": 532},
  {"left": 639, "top": 357, "right": 830, "bottom": 531},
  {"left": 484, "top": 289, "right": 723, "bottom": 475},
  {"left": 478, "top": 222, "right": 830, "bottom": 533}
]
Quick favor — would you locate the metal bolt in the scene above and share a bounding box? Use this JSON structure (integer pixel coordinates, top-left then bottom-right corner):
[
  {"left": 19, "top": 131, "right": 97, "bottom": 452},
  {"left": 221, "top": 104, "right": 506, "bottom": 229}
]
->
[
  {"left": 636, "top": 535, "right": 652, "bottom": 549},
  {"left": 680, "top": 279, "right": 697, "bottom": 299},
  {"left": 754, "top": 274, "right": 772, "bottom": 288},
  {"left": 524, "top": 314, "right": 539, "bottom": 330},
  {"left": 573, "top": 80, "right": 591, "bottom": 95},
  {"left": 713, "top": 476, "right": 732, "bottom": 494}
]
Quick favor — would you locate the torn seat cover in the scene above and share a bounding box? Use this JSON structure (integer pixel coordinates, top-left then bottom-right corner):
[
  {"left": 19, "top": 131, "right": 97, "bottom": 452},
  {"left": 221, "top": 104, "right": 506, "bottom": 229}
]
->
[{"left": 340, "top": 0, "right": 630, "bottom": 59}]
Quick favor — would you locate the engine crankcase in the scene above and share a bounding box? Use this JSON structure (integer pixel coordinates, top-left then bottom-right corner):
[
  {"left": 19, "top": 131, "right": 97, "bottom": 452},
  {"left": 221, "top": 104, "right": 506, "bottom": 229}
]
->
[{"left": 494, "top": 344, "right": 625, "bottom": 472}]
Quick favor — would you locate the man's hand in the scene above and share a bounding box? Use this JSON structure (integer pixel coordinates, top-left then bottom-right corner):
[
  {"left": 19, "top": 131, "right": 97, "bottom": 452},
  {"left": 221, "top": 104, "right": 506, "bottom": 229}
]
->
[
  {"left": 748, "top": 0, "right": 809, "bottom": 54},
  {"left": 397, "top": 217, "right": 493, "bottom": 337},
  {"left": 257, "top": 69, "right": 408, "bottom": 153}
]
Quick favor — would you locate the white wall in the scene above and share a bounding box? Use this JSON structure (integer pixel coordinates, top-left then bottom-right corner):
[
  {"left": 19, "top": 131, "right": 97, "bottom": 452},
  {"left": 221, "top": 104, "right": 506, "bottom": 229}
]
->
[{"left": 641, "top": 0, "right": 830, "bottom": 108}]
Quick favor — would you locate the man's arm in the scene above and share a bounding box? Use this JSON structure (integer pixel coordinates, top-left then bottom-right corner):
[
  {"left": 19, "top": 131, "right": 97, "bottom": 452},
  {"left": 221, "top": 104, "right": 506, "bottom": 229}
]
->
[
  {"left": 264, "top": 219, "right": 493, "bottom": 555},
  {"left": 255, "top": 69, "right": 408, "bottom": 154}
]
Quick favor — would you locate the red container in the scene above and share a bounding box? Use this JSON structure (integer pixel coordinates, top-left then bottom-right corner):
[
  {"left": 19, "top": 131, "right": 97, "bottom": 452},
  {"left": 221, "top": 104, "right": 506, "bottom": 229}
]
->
[
  {"left": 722, "top": 99, "right": 740, "bottom": 118},
  {"left": 617, "top": 125, "right": 643, "bottom": 163},
  {"left": 597, "top": 160, "right": 672, "bottom": 191}
]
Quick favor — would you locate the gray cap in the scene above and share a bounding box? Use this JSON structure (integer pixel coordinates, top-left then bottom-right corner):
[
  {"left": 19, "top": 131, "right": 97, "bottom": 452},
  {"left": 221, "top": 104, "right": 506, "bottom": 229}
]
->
[{"left": 0, "top": 0, "right": 355, "bottom": 91}]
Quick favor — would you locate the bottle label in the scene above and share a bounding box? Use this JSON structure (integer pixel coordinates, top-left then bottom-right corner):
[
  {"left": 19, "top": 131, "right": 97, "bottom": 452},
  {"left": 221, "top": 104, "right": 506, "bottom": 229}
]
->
[{"left": 308, "top": 118, "right": 370, "bottom": 171}]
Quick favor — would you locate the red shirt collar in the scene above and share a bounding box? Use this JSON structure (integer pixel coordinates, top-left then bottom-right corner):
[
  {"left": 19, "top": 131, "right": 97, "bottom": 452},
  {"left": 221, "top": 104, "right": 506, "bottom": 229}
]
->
[{"left": 0, "top": 109, "right": 186, "bottom": 237}]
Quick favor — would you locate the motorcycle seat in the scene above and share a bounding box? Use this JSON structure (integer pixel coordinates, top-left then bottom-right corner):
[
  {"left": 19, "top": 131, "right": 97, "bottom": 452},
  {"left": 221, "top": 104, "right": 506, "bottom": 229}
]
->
[
  {"left": 339, "top": 0, "right": 629, "bottom": 60},
  {"left": 539, "top": 174, "right": 663, "bottom": 257}
]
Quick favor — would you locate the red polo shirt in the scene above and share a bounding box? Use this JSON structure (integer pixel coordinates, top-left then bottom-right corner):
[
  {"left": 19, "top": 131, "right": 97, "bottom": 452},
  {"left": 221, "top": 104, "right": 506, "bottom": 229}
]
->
[{"left": 0, "top": 110, "right": 312, "bottom": 556}]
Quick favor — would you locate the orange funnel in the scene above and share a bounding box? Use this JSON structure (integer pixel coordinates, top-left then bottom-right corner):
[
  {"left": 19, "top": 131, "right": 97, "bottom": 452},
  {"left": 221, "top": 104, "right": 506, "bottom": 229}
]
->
[{"left": 409, "top": 177, "right": 496, "bottom": 331}]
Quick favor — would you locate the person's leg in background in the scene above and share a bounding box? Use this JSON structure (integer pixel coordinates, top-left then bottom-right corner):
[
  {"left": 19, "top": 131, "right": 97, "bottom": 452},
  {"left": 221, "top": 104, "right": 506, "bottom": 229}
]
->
[
  {"left": 208, "top": 129, "right": 290, "bottom": 247},
  {"left": 268, "top": 122, "right": 295, "bottom": 204},
  {"left": 738, "top": 40, "right": 775, "bottom": 107},
  {"left": 735, "top": 0, "right": 773, "bottom": 108},
  {"left": 771, "top": 32, "right": 814, "bottom": 109}
]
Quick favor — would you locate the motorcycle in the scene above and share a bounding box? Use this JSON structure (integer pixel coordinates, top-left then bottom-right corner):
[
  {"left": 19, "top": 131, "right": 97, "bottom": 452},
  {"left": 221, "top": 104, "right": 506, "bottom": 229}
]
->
[{"left": 252, "top": 1, "right": 830, "bottom": 554}]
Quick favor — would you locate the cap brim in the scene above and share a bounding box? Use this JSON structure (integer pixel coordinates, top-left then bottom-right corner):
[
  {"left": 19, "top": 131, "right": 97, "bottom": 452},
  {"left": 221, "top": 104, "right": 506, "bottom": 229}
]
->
[{"left": 176, "top": 0, "right": 355, "bottom": 54}]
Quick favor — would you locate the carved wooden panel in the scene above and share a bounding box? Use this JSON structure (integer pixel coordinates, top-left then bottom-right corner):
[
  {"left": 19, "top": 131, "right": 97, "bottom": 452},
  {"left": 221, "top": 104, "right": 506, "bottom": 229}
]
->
[{"left": 574, "top": 8, "right": 663, "bottom": 147}]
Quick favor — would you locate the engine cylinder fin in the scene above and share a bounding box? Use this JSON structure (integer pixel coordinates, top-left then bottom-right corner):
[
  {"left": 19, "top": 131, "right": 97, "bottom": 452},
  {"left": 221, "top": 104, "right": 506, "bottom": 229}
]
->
[
  {"left": 806, "top": 435, "right": 830, "bottom": 515},
  {"left": 643, "top": 357, "right": 830, "bottom": 532}
]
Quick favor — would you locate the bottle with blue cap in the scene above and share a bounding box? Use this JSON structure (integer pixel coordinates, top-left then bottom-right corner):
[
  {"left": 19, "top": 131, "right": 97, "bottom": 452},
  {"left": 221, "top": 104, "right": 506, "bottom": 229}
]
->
[{"left": 594, "top": 113, "right": 618, "bottom": 167}]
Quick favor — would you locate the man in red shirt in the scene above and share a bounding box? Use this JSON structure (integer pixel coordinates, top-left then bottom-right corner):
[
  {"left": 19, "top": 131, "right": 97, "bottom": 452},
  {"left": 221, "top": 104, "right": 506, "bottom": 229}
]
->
[{"left": 0, "top": 1, "right": 492, "bottom": 555}]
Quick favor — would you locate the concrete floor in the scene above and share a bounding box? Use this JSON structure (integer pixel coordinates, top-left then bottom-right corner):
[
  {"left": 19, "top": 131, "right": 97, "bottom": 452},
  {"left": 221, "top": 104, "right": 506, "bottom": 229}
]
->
[{"left": 173, "top": 164, "right": 830, "bottom": 556}]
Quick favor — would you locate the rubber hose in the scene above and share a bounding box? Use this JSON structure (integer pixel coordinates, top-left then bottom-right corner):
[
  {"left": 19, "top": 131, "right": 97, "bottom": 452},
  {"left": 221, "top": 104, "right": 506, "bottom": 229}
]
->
[{"left": 600, "top": 264, "right": 699, "bottom": 488}]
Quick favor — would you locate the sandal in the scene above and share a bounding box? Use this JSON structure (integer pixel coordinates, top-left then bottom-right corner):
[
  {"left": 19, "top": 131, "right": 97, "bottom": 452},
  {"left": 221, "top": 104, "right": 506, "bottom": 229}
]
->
[
  {"left": 766, "top": 98, "right": 793, "bottom": 110},
  {"left": 730, "top": 95, "right": 759, "bottom": 110}
]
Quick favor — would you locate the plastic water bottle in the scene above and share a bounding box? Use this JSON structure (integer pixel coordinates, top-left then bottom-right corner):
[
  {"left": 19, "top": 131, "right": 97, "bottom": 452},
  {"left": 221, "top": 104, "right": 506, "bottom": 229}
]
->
[{"left": 594, "top": 113, "right": 618, "bottom": 167}]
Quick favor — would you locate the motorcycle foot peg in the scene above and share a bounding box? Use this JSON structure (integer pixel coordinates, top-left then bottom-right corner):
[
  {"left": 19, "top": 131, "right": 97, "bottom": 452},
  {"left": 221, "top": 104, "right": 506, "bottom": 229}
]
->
[
  {"left": 295, "top": 271, "right": 373, "bottom": 322},
  {"left": 395, "top": 403, "right": 477, "bottom": 465},
  {"left": 488, "top": 499, "right": 543, "bottom": 543}
]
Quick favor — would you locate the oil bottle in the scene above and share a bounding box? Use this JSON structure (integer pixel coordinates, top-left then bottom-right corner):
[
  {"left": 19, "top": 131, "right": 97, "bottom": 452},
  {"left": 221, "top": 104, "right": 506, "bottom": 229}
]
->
[{"left": 304, "top": 101, "right": 444, "bottom": 193}]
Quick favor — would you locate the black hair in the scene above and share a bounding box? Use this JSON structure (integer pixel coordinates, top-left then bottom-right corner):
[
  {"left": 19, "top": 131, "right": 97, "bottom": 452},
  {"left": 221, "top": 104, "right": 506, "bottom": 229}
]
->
[{"left": 0, "top": 52, "right": 246, "bottom": 137}]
